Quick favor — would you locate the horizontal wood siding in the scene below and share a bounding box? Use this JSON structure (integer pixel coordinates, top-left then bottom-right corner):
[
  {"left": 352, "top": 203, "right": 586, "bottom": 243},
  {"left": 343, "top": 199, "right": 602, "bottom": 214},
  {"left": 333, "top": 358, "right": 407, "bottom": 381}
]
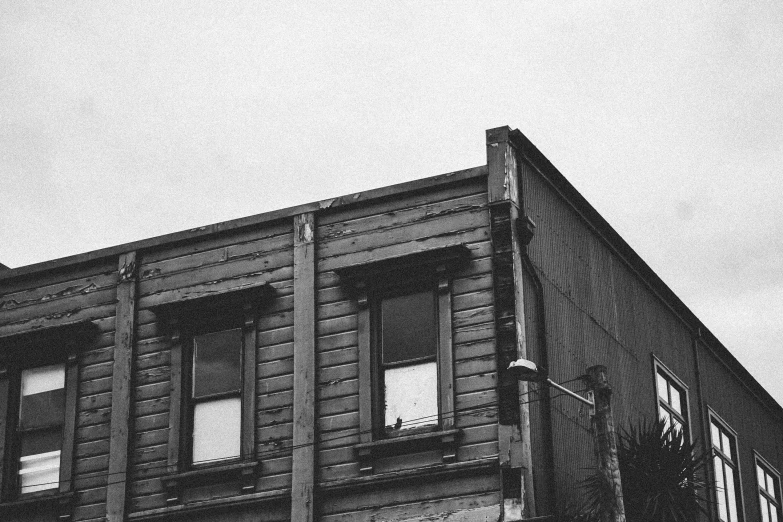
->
[
  {"left": 314, "top": 177, "right": 500, "bottom": 518},
  {"left": 0, "top": 260, "right": 118, "bottom": 522},
  {"left": 129, "top": 222, "right": 295, "bottom": 514}
]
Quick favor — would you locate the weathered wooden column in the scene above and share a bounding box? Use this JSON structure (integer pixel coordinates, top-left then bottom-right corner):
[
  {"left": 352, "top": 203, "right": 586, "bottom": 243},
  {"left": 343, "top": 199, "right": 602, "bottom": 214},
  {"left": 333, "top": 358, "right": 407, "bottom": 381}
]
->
[
  {"left": 106, "top": 251, "right": 138, "bottom": 521},
  {"left": 291, "top": 213, "right": 316, "bottom": 522},
  {"left": 586, "top": 365, "right": 626, "bottom": 522},
  {"left": 487, "top": 126, "right": 536, "bottom": 519}
]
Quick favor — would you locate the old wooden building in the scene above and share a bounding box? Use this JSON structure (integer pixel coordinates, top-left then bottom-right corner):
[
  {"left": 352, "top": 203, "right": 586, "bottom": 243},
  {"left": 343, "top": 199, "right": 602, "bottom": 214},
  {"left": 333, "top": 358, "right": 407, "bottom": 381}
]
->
[{"left": 0, "top": 126, "right": 780, "bottom": 522}]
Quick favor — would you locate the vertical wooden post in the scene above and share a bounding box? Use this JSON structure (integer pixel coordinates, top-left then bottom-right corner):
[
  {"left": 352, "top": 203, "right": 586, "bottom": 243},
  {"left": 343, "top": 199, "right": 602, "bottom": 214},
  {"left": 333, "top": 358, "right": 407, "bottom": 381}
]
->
[
  {"left": 241, "top": 302, "right": 258, "bottom": 493},
  {"left": 356, "top": 283, "right": 373, "bottom": 474},
  {"left": 0, "top": 367, "right": 9, "bottom": 499},
  {"left": 586, "top": 365, "right": 626, "bottom": 522},
  {"left": 487, "top": 126, "right": 536, "bottom": 519},
  {"left": 106, "top": 251, "right": 138, "bottom": 521},
  {"left": 291, "top": 212, "right": 316, "bottom": 522}
]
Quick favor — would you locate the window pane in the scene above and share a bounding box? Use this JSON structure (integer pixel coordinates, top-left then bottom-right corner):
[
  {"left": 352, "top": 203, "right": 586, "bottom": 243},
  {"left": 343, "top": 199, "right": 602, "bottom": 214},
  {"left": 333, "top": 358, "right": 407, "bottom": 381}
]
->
[
  {"left": 669, "top": 386, "right": 682, "bottom": 414},
  {"left": 384, "top": 361, "right": 438, "bottom": 429},
  {"left": 657, "top": 373, "right": 668, "bottom": 402},
  {"left": 381, "top": 291, "right": 437, "bottom": 365},
  {"left": 761, "top": 497, "right": 770, "bottom": 522},
  {"left": 20, "top": 428, "right": 62, "bottom": 457},
  {"left": 21, "top": 364, "right": 64, "bottom": 396},
  {"left": 192, "top": 397, "right": 241, "bottom": 463},
  {"left": 711, "top": 422, "right": 722, "bottom": 450},
  {"left": 760, "top": 465, "right": 768, "bottom": 493},
  {"left": 20, "top": 365, "right": 65, "bottom": 430},
  {"left": 722, "top": 432, "right": 733, "bottom": 459},
  {"left": 726, "top": 465, "right": 738, "bottom": 522},
  {"left": 19, "top": 450, "right": 60, "bottom": 494},
  {"left": 659, "top": 408, "right": 672, "bottom": 428},
  {"left": 771, "top": 504, "right": 779, "bottom": 522},
  {"left": 671, "top": 417, "right": 683, "bottom": 436},
  {"left": 715, "top": 456, "right": 728, "bottom": 522},
  {"left": 193, "top": 329, "right": 242, "bottom": 398}
]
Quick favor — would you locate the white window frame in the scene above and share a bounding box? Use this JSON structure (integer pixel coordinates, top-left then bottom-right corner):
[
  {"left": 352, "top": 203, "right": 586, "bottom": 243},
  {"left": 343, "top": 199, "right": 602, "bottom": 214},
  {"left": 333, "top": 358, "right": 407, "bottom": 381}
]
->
[{"left": 709, "top": 409, "right": 745, "bottom": 522}]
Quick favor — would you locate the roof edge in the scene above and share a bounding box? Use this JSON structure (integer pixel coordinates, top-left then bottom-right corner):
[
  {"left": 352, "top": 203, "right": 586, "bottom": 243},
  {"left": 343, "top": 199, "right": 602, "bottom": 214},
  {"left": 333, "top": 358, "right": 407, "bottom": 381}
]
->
[
  {"left": 508, "top": 128, "right": 783, "bottom": 418},
  {"left": 0, "top": 165, "right": 487, "bottom": 282}
]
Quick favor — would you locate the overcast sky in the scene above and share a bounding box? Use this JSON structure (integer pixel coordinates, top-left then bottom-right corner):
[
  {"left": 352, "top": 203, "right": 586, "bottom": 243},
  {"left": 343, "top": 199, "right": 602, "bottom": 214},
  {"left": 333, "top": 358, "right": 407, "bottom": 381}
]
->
[{"left": 1, "top": 1, "right": 781, "bottom": 405}]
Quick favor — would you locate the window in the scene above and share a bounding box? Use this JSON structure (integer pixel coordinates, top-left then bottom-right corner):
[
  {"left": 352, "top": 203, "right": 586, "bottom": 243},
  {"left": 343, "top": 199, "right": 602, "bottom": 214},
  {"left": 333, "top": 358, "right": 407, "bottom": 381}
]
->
[
  {"left": 756, "top": 456, "right": 781, "bottom": 522},
  {"left": 375, "top": 286, "right": 439, "bottom": 436},
  {"left": 153, "top": 284, "right": 272, "bottom": 505},
  {"left": 711, "top": 414, "right": 743, "bottom": 522},
  {"left": 190, "top": 328, "right": 242, "bottom": 464},
  {"left": 337, "top": 245, "right": 469, "bottom": 474},
  {"left": 17, "top": 364, "right": 65, "bottom": 494},
  {"left": 0, "top": 320, "right": 96, "bottom": 509},
  {"left": 653, "top": 360, "right": 689, "bottom": 438}
]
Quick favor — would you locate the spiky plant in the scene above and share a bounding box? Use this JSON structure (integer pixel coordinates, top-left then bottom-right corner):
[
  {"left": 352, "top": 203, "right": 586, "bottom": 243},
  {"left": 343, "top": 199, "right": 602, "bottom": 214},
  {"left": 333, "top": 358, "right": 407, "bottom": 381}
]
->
[{"left": 564, "top": 418, "right": 711, "bottom": 522}]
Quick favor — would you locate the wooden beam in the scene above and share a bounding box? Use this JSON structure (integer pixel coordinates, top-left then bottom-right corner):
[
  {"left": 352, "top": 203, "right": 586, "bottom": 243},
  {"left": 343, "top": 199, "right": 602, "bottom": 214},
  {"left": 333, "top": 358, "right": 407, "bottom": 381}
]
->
[
  {"left": 291, "top": 212, "right": 316, "bottom": 522},
  {"left": 0, "top": 367, "right": 9, "bottom": 498},
  {"left": 106, "top": 251, "right": 138, "bottom": 521},
  {"left": 486, "top": 127, "right": 536, "bottom": 518}
]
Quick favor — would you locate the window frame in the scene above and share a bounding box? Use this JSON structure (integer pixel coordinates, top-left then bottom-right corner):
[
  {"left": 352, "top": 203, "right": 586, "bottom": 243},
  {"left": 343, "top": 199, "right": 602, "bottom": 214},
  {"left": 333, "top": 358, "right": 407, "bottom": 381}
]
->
[
  {"left": 152, "top": 284, "right": 273, "bottom": 505},
  {"left": 371, "top": 277, "right": 441, "bottom": 438},
  {"left": 185, "top": 325, "right": 245, "bottom": 466},
  {"left": 337, "top": 245, "right": 469, "bottom": 475},
  {"left": 0, "top": 320, "right": 96, "bottom": 510},
  {"left": 652, "top": 356, "right": 691, "bottom": 441},
  {"left": 709, "top": 409, "right": 745, "bottom": 522},
  {"left": 755, "top": 452, "right": 781, "bottom": 522}
]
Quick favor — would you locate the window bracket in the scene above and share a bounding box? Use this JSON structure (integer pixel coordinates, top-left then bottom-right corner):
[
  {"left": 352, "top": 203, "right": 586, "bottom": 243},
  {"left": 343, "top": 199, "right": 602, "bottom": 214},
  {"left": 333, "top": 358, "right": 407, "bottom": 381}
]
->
[
  {"left": 162, "top": 460, "right": 260, "bottom": 506},
  {"left": 355, "top": 429, "right": 461, "bottom": 474}
]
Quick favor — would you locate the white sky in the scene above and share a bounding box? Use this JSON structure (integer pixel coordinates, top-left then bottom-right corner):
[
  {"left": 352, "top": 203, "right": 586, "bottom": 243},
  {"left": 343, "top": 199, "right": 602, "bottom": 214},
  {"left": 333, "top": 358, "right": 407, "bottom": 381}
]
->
[{"left": 1, "top": 1, "right": 781, "bottom": 406}]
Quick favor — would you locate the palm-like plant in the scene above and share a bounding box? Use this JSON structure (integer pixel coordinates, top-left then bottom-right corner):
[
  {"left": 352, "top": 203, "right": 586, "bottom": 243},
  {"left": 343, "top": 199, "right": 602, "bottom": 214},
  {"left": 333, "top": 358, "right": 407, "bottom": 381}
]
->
[{"left": 564, "top": 418, "right": 711, "bottom": 522}]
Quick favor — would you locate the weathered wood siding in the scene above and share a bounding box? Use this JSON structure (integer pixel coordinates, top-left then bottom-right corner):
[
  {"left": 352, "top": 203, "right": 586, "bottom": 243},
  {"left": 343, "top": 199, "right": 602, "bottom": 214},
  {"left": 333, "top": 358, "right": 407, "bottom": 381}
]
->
[
  {"left": 0, "top": 260, "right": 119, "bottom": 522},
  {"left": 129, "top": 221, "right": 295, "bottom": 513},
  {"left": 314, "top": 177, "right": 502, "bottom": 519}
]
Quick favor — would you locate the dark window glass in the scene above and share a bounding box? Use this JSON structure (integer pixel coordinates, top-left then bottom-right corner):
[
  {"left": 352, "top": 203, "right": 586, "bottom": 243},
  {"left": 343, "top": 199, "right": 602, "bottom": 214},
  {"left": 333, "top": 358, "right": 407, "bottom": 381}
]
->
[
  {"left": 192, "top": 329, "right": 242, "bottom": 398},
  {"left": 381, "top": 290, "right": 437, "bottom": 365},
  {"left": 20, "top": 428, "right": 62, "bottom": 457},
  {"left": 19, "top": 388, "right": 65, "bottom": 430}
]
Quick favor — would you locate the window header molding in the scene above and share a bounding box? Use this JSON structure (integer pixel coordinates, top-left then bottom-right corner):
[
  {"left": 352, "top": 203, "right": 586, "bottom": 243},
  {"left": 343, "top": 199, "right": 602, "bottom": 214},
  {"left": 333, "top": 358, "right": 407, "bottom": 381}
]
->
[
  {"left": 651, "top": 354, "right": 689, "bottom": 391},
  {"left": 150, "top": 283, "right": 275, "bottom": 322},
  {"left": 754, "top": 450, "right": 781, "bottom": 478},
  {"left": 0, "top": 320, "right": 99, "bottom": 360},
  {"left": 335, "top": 244, "right": 470, "bottom": 285}
]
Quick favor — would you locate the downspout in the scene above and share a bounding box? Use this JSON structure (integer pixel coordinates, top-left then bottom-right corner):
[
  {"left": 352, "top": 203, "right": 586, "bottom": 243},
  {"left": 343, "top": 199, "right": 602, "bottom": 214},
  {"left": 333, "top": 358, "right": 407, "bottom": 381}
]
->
[
  {"left": 692, "top": 329, "right": 714, "bottom": 522},
  {"left": 517, "top": 216, "right": 558, "bottom": 517}
]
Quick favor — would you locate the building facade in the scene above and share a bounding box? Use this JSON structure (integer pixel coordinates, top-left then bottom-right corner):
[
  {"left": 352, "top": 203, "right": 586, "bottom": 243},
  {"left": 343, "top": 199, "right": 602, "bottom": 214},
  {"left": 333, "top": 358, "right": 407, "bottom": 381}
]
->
[{"left": 0, "top": 126, "right": 780, "bottom": 522}]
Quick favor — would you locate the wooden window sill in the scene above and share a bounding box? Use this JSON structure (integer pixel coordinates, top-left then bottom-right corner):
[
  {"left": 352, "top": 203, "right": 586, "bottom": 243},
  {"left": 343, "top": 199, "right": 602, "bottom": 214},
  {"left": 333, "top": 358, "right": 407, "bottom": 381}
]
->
[
  {"left": 355, "top": 429, "right": 460, "bottom": 474},
  {"left": 0, "top": 490, "right": 74, "bottom": 519},
  {"left": 162, "top": 460, "right": 259, "bottom": 505}
]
